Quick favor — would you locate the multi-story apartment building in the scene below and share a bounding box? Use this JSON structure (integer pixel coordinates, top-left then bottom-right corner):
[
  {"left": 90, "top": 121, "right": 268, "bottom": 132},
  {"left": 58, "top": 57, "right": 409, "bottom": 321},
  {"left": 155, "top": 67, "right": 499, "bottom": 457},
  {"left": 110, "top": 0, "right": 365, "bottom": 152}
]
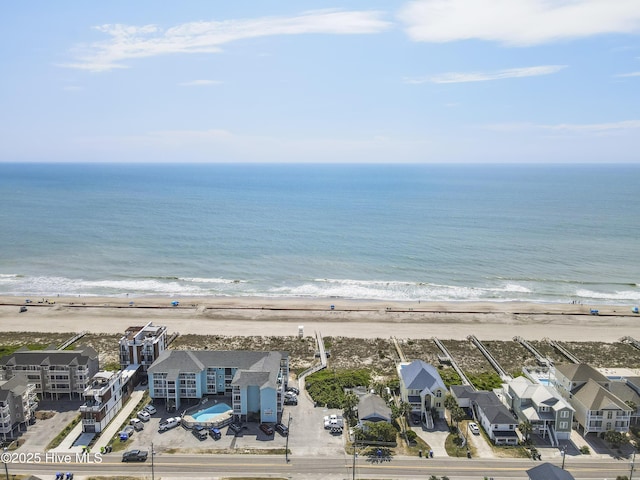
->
[
  {"left": 119, "top": 322, "right": 168, "bottom": 371},
  {"left": 80, "top": 367, "right": 136, "bottom": 433},
  {"left": 147, "top": 350, "right": 289, "bottom": 423},
  {"left": 0, "top": 346, "right": 99, "bottom": 399},
  {"left": 0, "top": 374, "right": 38, "bottom": 440}
]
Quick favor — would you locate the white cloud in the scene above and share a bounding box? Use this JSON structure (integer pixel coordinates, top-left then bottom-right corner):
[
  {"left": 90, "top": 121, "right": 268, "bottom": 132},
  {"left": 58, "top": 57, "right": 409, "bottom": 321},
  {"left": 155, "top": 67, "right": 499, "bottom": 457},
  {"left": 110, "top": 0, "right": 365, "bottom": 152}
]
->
[
  {"left": 615, "top": 71, "right": 640, "bottom": 77},
  {"left": 62, "top": 9, "right": 391, "bottom": 72},
  {"left": 399, "top": 0, "right": 640, "bottom": 46},
  {"left": 485, "top": 120, "right": 640, "bottom": 135},
  {"left": 405, "top": 65, "right": 566, "bottom": 84},
  {"left": 178, "top": 80, "right": 222, "bottom": 87}
]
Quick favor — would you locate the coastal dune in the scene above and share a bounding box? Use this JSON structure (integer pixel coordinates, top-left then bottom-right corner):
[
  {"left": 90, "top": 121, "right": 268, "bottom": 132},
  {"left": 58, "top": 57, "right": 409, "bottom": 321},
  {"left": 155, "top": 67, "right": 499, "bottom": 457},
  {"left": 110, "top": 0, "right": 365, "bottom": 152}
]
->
[{"left": 1, "top": 295, "right": 639, "bottom": 341}]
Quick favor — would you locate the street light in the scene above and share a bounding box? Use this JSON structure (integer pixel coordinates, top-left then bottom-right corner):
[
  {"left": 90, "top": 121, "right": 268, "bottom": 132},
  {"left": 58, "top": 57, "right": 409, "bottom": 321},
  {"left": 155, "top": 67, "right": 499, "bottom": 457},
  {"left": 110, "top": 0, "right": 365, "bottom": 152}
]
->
[
  {"left": 630, "top": 450, "right": 636, "bottom": 480},
  {"left": 561, "top": 445, "right": 567, "bottom": 470}
]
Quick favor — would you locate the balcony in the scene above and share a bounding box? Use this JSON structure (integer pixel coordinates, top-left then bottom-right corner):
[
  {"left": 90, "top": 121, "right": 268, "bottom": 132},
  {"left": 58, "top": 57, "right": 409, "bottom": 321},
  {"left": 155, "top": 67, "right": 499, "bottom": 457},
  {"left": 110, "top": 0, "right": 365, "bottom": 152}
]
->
[{"left": 80, "top": 400, "right": 103, "bottom": 413}]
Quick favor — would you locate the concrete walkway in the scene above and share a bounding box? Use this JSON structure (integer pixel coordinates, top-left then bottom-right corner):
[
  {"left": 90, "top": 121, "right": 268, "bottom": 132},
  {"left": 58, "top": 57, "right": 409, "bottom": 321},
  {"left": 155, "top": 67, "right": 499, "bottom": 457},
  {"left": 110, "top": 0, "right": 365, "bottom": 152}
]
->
[
  {"left": 50, "top": 390, "right": 146, "bottom": 454},
  {"left": 93, "top": 390, "right": 145, "bottom": 451}
]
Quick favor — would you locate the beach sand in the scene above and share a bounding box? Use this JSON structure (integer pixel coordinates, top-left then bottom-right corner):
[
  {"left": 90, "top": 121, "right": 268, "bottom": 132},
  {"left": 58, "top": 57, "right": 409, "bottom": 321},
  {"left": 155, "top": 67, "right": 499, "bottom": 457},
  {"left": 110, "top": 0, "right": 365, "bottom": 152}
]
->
[{"left": 1, "top": 295, "right": 639, "bottom": 341}]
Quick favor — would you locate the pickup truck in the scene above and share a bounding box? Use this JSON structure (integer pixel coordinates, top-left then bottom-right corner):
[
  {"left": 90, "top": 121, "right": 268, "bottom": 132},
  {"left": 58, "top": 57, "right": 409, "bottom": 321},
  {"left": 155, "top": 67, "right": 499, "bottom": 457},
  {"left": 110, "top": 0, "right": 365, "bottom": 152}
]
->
[
  {"left": 158, "top": 417, "right": 180, "bottom": 432},
  {"left": 122, "top": 450, "right": 148, "bottom": 462}
]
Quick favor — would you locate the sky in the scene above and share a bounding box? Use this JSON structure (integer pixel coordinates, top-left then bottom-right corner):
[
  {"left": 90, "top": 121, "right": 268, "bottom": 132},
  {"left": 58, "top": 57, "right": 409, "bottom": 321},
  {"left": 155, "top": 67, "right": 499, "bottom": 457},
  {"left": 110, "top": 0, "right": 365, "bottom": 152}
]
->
[{"left": 1, "top": 0, "right": 639, "bottom": 163}]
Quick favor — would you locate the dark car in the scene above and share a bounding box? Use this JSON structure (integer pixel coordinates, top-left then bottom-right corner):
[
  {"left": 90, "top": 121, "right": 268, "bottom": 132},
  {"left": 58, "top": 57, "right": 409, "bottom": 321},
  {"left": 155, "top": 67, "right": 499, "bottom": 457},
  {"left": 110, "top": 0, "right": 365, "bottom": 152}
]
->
[
  {"left": 192, "top": 425, "right": 208, "bottom": 440},
  {"left": 209, "top": 427, "right": 221, "bottom": 440},
  {"left": 284, "top": 397, "right": 298, "bottom": 406},
  {"left": 275, "top": 423, "right": 289, "bottom": 436},
  {"left": 229, "top": 422, "right": 243, "bottom": 434},
  {"left": 259, "top": 423, "right": 274, "bottom": 435},
  {"left": 122, "top": 450, "right": 148, "bottom": 462}
]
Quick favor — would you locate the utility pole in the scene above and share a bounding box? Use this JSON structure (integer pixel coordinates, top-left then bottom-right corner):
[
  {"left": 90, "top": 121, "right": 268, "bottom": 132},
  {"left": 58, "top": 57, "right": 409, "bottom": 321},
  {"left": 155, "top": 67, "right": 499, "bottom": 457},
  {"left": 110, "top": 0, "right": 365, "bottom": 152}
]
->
[
  {"left": 631, "top": 450, "right": 636, "bottom": 480},
  {"left": 352, "top": 440, "right": 357, "bottom": 480},
  {"left": 3, "top": 447, "right": 9, "bottom": 480},
  {"left": 285, "top": 413, "right": 292, "bottom": 463},
  {"left": 151, "top": 442, "right": 155, "bottom": 480},
  {"left": 561, "top": 445, "right": 567, "bottom": 470}
]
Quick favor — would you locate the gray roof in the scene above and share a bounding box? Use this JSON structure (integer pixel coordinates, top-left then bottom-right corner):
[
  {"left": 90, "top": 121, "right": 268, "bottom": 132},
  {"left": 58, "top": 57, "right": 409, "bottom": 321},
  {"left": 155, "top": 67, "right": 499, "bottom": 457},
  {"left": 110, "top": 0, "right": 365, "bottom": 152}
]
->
[
  {"left": 0, "top": 346, "right": 98, "bottom": 367},
  {"left": 0, "top": 374, "right": 31, "bottom": 402},
  {"left": 148, "top": 350, "right": 287, "bottom": 390},
  {"left": 572, "top": 379, "right": 631, "bottom": 411},
  {"left": 555, "top": 363, "right": 609, "bottom": 386},
  {"left": 473, "top": 391, "right": 516, "bottom": 425},
  {"left": 358, "top": 394, "right": 392, "bottom": 422},
  {"left": 451, "top": 385, "right": 476, "bottom": 400},
  {"left": 399, "top": 360, "right": 446, "bottom": 392},
  {"left": 527, "top": 462, "right": 576, "bottom": 480}
]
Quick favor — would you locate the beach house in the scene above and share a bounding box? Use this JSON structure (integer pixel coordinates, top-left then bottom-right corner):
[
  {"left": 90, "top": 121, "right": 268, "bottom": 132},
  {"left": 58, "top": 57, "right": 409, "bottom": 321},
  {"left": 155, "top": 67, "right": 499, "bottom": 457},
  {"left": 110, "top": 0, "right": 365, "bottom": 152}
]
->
[
  {"left": 397, "top": 360, "right": 447, "bottom": 427},
  {"left": 0, "top": 374, "right": 38, "bottom": 440},
  {"left": 357, "top": 393, "right": 392, "bottom": 425},
  {"left": 80, "top": 367, "right": 137, "bottom": 433},
  {"left": 505, "top": 376, "right": 574, "bottom": 444},
  {"left": 0, "top": 346, "right": 99, "bottom": 399},
  {"left": 450, "top": 386, "right": 519, "bottom": 445},
  {"left": 147, "top": 350, "right": 288, "bottom": 424},
  {"left": 553, "top": 364, "right": 632, "bottom": 435}
]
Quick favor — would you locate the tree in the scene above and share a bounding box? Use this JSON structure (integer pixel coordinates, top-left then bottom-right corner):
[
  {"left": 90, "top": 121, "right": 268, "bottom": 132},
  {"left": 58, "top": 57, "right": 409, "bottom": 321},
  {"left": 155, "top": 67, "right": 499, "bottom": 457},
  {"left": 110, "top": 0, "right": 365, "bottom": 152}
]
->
[
  {"left": 604, "top": 430, "right": 629, "bottom": 449},
  {"left": 450, "top": 406, "right": 466, "bottom": 430},
  {"left": 519, "top": 421, "right": 533, "bottom": 443},
  {"left": 342, "top": 392, "right": 359, "bottom": 423}
]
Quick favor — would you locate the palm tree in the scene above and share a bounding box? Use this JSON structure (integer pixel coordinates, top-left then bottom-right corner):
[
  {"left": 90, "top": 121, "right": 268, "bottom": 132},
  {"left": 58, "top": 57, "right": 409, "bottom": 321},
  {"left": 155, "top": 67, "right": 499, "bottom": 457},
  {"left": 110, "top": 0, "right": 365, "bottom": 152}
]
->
[
  {"left": 519, "top": 421, "right": 533, "bottom": 444},
  {"left": 451, "top": 406, "right": 466, "bottom": 430},
  {"left": 343, "top": 392, "right": 359, "bottom": 423}
]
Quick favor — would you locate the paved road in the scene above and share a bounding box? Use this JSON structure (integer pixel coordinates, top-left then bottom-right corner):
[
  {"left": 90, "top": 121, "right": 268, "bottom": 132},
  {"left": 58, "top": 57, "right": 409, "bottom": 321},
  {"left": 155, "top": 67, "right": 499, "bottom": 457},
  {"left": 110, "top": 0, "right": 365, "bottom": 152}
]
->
[{"left": 4, "top": 453, "right": 637, "bottom": 479}]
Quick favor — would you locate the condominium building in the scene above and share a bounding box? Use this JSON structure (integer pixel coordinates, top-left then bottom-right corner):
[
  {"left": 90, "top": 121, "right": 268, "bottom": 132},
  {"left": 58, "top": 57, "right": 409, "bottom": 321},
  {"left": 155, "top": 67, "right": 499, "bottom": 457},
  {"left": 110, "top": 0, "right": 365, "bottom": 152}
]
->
[
  {"left": 0, "top": 346, "right": 99, "bottom": 399},
  {"left": 119, "top": 322, "right": 168, "bottom": 371},
  {"left": 148, "top": 350, "right": 289, "bottom": 424},
  {"left": 0, "top": 374, "right": 38, "bottom": 440}
]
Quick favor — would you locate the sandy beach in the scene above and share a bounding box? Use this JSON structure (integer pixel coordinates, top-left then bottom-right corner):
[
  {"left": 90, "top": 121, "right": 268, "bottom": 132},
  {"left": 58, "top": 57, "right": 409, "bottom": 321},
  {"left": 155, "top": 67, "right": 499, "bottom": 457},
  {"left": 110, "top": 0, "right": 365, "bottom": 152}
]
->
[{"left": 1, "top": 295, "right": 639, "bottom": 342}]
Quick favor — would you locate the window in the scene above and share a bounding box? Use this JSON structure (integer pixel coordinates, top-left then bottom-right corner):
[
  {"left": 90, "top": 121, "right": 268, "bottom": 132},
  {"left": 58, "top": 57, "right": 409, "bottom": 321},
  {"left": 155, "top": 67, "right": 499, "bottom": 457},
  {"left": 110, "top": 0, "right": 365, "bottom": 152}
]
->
[
  {"left": 436, "top": 390, "right": 442, "bottom": 397},
  {"left": 607, "top": 411, "right": 613, "bottom": 419},
  {"left": 436, "top": 402, "right": 441, "bottom": 408},
  {"left": 560, "top": 410, "right": 569, "bottom": 418},
  {"left": 559, "top": 421, "right": 568, "bottom": 429}
]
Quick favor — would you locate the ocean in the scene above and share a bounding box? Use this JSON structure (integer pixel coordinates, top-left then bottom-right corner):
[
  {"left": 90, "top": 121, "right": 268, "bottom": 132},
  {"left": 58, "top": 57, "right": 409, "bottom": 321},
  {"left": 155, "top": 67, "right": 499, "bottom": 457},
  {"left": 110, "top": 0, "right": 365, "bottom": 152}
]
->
[{"left": 0, "top": 163, "right": 638, "bottom": 305}]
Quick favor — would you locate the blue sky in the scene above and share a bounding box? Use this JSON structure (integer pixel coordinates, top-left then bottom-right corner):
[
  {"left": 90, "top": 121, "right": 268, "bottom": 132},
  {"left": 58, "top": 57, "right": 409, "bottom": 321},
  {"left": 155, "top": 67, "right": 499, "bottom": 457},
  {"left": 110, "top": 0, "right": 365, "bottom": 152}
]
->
[{"left": 1, "top": 0, "right": 639, "bottom": 163}]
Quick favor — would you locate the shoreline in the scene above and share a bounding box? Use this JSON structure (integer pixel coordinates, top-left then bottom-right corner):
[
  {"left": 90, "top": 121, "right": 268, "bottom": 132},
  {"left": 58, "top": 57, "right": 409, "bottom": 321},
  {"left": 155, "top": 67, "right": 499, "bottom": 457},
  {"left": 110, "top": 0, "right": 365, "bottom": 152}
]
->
[{"left": 1, "top": 295, "right": 639, "bottom": 341}]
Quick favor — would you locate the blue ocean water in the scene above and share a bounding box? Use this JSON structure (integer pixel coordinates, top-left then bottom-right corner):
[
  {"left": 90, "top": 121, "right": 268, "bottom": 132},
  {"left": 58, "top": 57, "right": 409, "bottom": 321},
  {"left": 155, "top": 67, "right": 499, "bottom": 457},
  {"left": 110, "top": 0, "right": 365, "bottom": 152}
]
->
[{"left": 0, "top": 163, "right": 638, "bottom": 304}]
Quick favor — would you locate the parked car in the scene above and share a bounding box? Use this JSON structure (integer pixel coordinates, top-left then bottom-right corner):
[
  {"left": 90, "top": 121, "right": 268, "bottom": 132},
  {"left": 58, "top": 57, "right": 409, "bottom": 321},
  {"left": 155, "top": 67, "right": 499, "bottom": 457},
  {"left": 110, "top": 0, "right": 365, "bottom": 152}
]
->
[
  {"left": 286, "top": 386, "right": 300, "bottom": 395},
  {"left": 130, "top": 418, "right": 144, "bottom": 431},
  {"left": 192, "top": 425, "right": 208, "bottom": 440},
  {"left": 228, "top": 422, "right": 243, "bottom": 434},
  {"left": 259, "top": 423, "right": 274, "bottom": 435},
  {"left": 284, "top": 391, "right": 297, "bottom": 399},
  {"left": 119, "top": 425, "right": 135, "bottom": 441},
  {"left": 158, "top": 417, "right": 180, "bottom": 432},
  {"left": 209, "top": 427, "right": 222, "bottom": 440},
  {"left": 137, "top": 410, "right": 151, "bottom": 422},
  {"left": 140, "top": 376, "right": 148, "bottom": 386},
  {"left": 143, "top": 404, "right": 157, "bottom": 415},
  {"left": 121, "top": 450, "right": 148, "bottom": 462},
  {"left": 275, "top": 423, "right": 289, "bottom": 436},
  {"left": 468, "top": 422, "right": 480, "bottom": 435},
  {"left": 284, "top": 398, "right": 298, "bottom": 406}
]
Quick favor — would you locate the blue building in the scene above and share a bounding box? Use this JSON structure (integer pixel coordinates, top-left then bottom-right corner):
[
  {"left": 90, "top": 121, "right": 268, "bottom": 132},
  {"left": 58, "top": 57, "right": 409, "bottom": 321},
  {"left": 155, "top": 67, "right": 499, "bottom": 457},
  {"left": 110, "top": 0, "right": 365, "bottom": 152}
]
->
[{"left": 147, "top": 350, "right": 289, "bottom": 423}]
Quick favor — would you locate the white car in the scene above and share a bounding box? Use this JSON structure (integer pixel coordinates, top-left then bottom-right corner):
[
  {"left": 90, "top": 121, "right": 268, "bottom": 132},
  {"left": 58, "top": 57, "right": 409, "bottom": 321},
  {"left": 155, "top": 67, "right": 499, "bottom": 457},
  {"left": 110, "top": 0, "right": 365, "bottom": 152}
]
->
[
  {"left": 143, "top": 404, "right": 157, "bottom": 415},
  {"left": 468, "top": 422, "right": 480, "bottom": 435},
  {"left": 130, "top": 418, "right": 144, "bottom": 431},
  {"left": 137, "top": 410, "right": 151, "bottom": 422}
]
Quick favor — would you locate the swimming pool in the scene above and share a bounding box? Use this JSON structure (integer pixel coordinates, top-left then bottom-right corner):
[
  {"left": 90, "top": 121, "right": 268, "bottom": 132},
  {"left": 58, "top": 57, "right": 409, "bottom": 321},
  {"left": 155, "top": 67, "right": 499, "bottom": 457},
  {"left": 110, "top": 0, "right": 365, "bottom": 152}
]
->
[{"left": 191, "top": 402, "right": 233, "bottom": 422}]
